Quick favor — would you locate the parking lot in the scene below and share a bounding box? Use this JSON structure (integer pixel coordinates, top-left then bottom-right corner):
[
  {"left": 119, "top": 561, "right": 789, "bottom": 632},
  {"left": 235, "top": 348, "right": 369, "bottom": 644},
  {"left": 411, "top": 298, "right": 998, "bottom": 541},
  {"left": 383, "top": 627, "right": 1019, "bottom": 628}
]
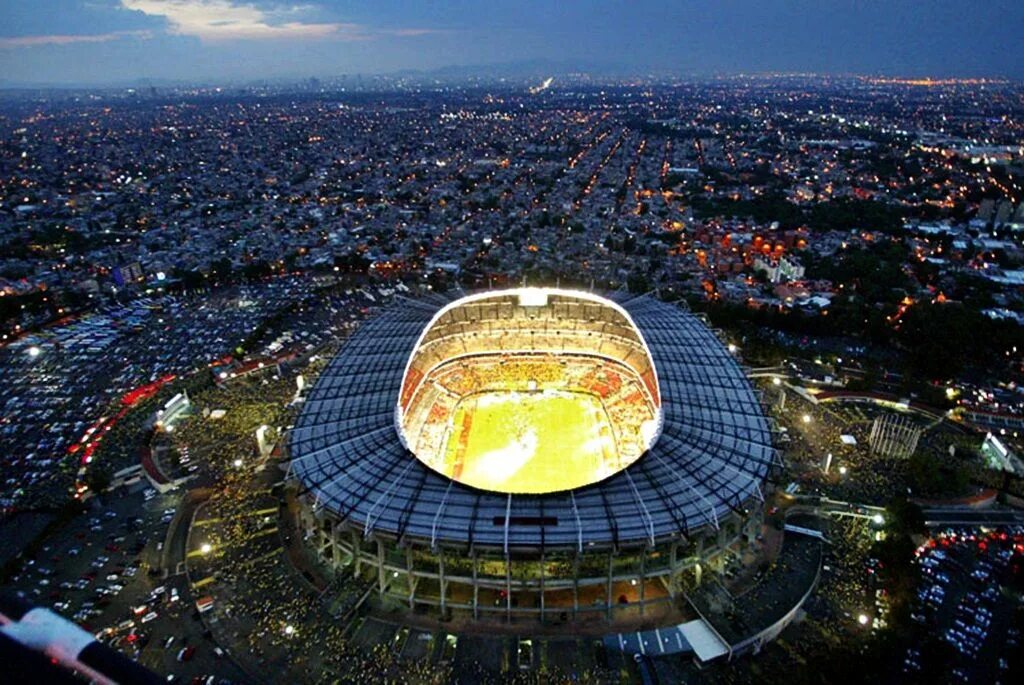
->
[
  {"left": 2, "top": 484, "right": 248, "bottom": 683},
  {"left": 1, "top": 277, "right": 388, "bottom": 511},
  {"left": 908, "top": 526, "right": 1023, "bottom": 683}
]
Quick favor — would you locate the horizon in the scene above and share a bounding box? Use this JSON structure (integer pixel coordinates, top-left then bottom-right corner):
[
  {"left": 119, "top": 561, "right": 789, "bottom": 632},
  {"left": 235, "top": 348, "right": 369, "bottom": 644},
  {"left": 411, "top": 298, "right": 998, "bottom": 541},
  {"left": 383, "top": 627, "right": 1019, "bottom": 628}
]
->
[{"left": 0, "top": 66, "right": 1018, "bottom": 92}]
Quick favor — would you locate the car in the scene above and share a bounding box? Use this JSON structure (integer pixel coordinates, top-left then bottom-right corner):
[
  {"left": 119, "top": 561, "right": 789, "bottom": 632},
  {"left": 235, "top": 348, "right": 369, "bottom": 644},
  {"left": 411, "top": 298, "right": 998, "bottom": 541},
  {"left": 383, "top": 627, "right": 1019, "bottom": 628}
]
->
[
  {"left": 164, "top": 636, "right": 176, "bottom": 648},
  {"left": 141, "top": 612, "right": 158, "bottom": 624},
  {"left": 177, "top": 646, "right": 196, "bottom": 662}
]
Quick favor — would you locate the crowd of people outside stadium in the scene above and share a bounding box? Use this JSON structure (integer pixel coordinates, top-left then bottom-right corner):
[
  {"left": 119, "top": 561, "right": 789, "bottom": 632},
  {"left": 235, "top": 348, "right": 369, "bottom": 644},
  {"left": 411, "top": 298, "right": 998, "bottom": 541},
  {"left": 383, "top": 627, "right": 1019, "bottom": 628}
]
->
[{"left": 770, "top": 384, "right": 983, "bottom": 505}]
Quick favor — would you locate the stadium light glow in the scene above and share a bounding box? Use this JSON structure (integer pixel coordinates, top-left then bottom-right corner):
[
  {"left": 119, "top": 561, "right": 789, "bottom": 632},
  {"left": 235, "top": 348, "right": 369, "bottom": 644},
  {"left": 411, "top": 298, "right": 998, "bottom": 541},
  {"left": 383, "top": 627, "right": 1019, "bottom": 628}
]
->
[
  {"left": 517, "top": 288, "right": 548, "bottom": 307},
  {"left": 397, "top": 289, "right": 662, "bottom": 494}
]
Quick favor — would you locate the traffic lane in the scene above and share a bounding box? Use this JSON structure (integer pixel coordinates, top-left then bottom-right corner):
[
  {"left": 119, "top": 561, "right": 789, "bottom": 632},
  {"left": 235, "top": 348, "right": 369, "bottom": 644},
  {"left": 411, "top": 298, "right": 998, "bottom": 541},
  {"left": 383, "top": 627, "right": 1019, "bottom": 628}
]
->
[
  {"left": 163, "top": 488, "right": 213, "bottom": 576},
  {"left": 137, "top": 575, "right": 249, "bottom": 683},
  {"left": 924, "top": 511, "right": 1024, "bottom": 527}
]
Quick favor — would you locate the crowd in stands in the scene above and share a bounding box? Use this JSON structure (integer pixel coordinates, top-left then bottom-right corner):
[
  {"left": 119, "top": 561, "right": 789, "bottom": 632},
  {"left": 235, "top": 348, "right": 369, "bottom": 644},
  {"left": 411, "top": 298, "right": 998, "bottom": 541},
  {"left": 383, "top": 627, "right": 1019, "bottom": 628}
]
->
[{"left": 402, "top": 353, "right": 658, "bottom": 470}]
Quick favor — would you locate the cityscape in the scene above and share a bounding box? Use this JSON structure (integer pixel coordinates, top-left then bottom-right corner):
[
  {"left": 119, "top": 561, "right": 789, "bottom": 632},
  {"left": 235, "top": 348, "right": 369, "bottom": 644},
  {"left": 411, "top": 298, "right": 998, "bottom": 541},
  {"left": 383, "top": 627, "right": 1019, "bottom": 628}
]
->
[{"left": 1, "top": 2, "right": 1024, "bottom": 685}]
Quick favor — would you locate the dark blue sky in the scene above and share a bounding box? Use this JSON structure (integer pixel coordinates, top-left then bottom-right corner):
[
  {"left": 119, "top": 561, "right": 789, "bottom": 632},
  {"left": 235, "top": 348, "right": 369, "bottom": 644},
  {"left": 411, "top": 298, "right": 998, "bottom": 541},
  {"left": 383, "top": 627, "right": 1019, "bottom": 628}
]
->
[{"left": 0, "top": 1, "right": 1021, "bottom": 85}]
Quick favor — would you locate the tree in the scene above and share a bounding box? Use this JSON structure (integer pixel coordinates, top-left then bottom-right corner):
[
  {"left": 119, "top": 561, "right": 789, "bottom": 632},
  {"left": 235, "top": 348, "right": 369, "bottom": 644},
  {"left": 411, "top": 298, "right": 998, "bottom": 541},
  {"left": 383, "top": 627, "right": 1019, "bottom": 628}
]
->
[
  {"left": 885, "top": 496, "right": 926, "bottom": 537},
  {"left": 84, "top": 467, "right": 112, "bottom": 494}
]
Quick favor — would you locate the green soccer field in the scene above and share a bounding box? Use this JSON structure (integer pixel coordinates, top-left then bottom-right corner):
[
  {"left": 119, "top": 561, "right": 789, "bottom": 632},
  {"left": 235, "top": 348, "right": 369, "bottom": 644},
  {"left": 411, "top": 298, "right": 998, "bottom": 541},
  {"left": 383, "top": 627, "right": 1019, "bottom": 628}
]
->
[{"left": 441, "top": 391, "right": 617, "bottom": 493}]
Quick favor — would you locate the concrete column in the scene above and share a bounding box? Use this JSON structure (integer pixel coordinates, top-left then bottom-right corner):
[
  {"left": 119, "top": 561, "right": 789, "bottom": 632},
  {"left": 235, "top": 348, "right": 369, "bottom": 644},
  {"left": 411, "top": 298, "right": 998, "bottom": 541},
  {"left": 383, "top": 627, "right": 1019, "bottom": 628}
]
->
[
  {"left": 332, "top": 520, "right": 342, "bottom": 571},
  {"left": 638, "top": 550, "right": 646, "bottom": 615},
  {"left": 572, "top": 554, "right": 580, "bottom": 619},
  {"left": 352, "top": 531, "right": 362, "bottom": 577},
  {"left": 406, "top": 548, "right": 416, "bottom": 609},
  {"left": 606, "top": 551, "right": 615, "bottom": 621},
  {"left": 376, "top": 538, "right": 386, "bottom": 597},
  {"left": 505, "top": 555, "right": 512, "bottom": 622},
  {"left": 668, "top": 542, "right": 679, "bottom": 597},
  {"left": 471, "top": 551, "right": 479, "bottom": 620},
  {"left": 539, "top": 552, "right": 545, "bottom": 623},
  {"left": 439, "top": 549, "right": 447, "bottom": 616}
]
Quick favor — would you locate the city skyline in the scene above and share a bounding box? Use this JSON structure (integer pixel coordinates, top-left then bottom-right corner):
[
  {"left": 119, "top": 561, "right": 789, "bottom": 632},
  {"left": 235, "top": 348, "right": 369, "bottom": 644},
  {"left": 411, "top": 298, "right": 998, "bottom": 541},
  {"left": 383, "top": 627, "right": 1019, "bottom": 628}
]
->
[{"left": 0, "top": 0, "right": 1023, "bottom": 86}]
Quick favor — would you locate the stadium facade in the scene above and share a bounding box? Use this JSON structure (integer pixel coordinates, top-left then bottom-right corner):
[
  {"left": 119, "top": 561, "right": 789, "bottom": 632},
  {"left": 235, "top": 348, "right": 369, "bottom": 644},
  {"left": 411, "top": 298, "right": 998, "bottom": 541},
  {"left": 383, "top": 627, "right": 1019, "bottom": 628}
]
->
[{"left": 288, "top": 289, "right": 776, "bottom": 622}]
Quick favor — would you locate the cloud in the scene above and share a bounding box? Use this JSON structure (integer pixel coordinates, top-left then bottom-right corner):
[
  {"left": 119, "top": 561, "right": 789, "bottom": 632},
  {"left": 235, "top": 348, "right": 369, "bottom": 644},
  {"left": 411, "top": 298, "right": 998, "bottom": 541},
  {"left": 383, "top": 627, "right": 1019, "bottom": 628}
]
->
[
  {"left": 119, "top": 0, "right": 367, "bottom": 41},
  {"left": 0, "top": 30, "right": 153, "bottom": 49},
  {"left": 387, "top": 28, "right": 445, "bottom": 38}
]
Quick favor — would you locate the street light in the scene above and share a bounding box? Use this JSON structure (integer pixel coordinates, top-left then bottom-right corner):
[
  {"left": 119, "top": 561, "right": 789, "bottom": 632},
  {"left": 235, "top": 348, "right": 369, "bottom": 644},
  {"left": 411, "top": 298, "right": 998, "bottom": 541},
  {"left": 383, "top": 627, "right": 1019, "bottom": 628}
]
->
[
  {"left": 772, "top": 377, "right": 782, "bottom": 386},
  {"left": 27, "top": 346, "right": 41, "bottom": 358},
  {"left": 857, "top": 613, "right": 870, "bottom": 626},
  {"left": 200, "top": 543, "right": 212, "bottom": 555},
  {"left": 233, "top": 458, "right": 243, "bottom": 468},
  {"left": 284, "top": 625, "right": 295, "bottom": 636},
  {"left": 802, "top": 414, "right": 812, "bottom": 424},
  {"left": 872, "top": 513, "right": 885, "bottom": 525},
  {"left": 838, "top": 466, "right": 848, "bottom": 476}
]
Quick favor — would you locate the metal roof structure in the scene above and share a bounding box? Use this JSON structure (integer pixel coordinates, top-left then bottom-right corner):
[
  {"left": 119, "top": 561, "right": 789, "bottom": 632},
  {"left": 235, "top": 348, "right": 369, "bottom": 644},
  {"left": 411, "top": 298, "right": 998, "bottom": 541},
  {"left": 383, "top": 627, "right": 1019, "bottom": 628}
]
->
[{"left": 289, "top": 291, "right": 774, "bottom": 551}]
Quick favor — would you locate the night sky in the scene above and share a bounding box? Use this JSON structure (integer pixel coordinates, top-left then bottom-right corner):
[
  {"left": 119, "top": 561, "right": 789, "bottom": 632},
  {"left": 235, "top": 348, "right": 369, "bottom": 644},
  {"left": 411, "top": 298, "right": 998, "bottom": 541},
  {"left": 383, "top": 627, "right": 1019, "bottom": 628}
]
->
[{"left": 0, "top": 1, "right": 1021, "bottom": 86}]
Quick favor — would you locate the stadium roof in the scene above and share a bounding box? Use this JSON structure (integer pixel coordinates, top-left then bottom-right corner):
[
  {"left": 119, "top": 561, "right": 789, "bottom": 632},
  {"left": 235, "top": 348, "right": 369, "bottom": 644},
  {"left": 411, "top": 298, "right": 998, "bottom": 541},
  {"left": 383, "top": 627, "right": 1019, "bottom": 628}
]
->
[{"left": 289, "top": 291, "right": 775, "bottom": 551}]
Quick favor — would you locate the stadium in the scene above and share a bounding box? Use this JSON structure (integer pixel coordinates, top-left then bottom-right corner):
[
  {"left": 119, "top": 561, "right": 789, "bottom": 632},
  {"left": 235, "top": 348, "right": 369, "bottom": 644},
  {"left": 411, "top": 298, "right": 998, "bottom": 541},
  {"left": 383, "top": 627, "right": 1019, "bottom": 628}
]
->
[{"left": 288, "top": 288, "right": 776, "bottom": 622}]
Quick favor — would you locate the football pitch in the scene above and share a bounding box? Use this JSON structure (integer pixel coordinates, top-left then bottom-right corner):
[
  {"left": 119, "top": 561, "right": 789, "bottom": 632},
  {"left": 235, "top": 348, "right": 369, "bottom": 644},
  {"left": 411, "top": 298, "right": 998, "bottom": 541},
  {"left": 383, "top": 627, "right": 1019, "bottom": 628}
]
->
[{"left": 441, "top": 390, "right": 617, "bottom": 493}]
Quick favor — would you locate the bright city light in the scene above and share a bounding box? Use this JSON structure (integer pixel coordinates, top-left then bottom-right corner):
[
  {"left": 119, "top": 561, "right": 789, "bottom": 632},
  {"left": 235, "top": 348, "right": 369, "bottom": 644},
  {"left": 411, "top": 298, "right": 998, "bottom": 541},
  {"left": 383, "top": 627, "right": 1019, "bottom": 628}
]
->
[
  {"left": 772, "top": 377, "right": 782, "bottom": 386},
  {"left": 284, "top": 625, "right": 295, "bottom": 635},
  {"left": 233, "top": 458, "right": 243, "bottom": 468},
  {"left": 872, "top": 514, "right": 885, "bottom": 525},
  {"left": 858, "top": 614, "right": 870, "bottom": 626},
  {"left": 27, "top": 346, "right": 41, "bottom": 358},
  {"left": 802, "top": 414, "right": 811, "bottom": 424},
  {"left": 200, "top": 543, "right": 212, "bottom": 555},
  {"left": 838, "top": 466, "right": 848, "bottom": 475}
]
